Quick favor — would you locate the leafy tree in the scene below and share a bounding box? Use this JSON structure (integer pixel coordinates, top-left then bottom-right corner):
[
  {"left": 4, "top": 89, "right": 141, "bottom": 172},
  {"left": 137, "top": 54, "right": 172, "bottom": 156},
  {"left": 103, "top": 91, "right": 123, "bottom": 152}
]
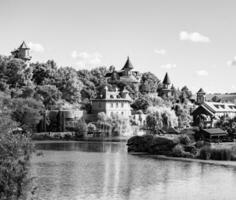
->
[
  {"left": 32, "top": 60, "right": 58, "bottom": 85},
  {"left": 74, "top": 119, "right": 88, "bottom": 138},
  {"left": 0, "top": 92, "right": 34, "bottom": 200},
  {"left": 11, "top": 98, "right": 44, "bottom": 131},
  {"left": 139, "top": 72, "right": 160, "bottom": 94},
  {"left": 55, "top": 67, "right": 83, "bottom": 103},
  {"left": 0, "top": 56, "right": 33, "bottom": 89},
  {"left": 35, "top": 85, "right": 62, "bottom": 109}
]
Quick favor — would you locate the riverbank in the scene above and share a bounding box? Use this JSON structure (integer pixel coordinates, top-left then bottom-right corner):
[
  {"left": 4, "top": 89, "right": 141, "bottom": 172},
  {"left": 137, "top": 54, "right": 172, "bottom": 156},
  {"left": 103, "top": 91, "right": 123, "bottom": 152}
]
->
[
  {"left": 32, "top": 136, "right": 129, "bottom": 143},
  {"left": 131, "top": 153, "right": 236, "bottom": 167}
]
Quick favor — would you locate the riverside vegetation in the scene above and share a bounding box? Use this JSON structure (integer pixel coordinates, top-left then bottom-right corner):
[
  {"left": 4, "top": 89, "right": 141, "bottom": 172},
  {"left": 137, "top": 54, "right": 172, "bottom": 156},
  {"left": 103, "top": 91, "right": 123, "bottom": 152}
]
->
[{"left": 127, "top": 133, "right": 236, "bottom": 161}]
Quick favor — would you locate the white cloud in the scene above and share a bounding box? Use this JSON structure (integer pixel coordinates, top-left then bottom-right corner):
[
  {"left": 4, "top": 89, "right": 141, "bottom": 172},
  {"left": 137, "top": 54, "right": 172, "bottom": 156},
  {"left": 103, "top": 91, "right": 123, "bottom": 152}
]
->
[
  {"left": 71, "top": 50, "right": 102, "bottom": 69},
  {"left": 154, "top": 49, "right": 166, "bottom": 55},
  {"left": 160, "top": 64, "right": 176, "bottom": 69},
  {"left": 179, "top": 31, "right": 210, "bottom": 43},
  {"left": 196, "top": 70, "right": 209, "bottom": 76},
  {"left": 28, "top": 42, "right": 44, "bottom": 52},
  {"left": 227, "top": 56, "right": 236, "bottom": 66}
]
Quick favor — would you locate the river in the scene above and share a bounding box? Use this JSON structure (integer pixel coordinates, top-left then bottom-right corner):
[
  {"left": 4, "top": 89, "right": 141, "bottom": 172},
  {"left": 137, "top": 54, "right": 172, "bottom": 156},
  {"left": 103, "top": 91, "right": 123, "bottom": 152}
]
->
[{"left": 30, "top": 141, "right": 236, "bottom": 200}]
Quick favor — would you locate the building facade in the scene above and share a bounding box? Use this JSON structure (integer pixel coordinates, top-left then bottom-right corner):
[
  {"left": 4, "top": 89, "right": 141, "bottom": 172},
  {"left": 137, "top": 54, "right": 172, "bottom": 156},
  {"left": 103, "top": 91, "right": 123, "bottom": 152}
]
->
[{"left": 91, "top": 86, "right": 132, "bottom": 118}]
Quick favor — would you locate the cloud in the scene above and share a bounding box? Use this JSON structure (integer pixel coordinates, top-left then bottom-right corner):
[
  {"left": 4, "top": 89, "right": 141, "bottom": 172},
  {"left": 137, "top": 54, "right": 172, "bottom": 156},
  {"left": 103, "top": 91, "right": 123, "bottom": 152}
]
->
[
  {"left": 227, "top": 56, "right": 236, "bottom": 66},
  {"left": 154, "top": 49, "right": 166, "bottom": 55},
  {"left": 179, "top": 31, "right": 210, "bottom": 43},
  {"left": 160, "top": 64, "right": 176, "bottom": 69},
  {"left": 196, "top": 70, "right": 209, "bottom": 76},
  {"left": 71, "top": 50, "right": 102, "bottom": 69},
  {"left": 28, "top": 42, "right": 44, "bottom": 52}
]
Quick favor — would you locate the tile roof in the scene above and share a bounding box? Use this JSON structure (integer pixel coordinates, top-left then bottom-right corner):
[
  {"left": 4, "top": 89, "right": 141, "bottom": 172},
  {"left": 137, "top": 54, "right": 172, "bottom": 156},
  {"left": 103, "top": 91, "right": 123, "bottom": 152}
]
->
[
  {"left": 203, "top": 101, "right": 236, "bottom": 113},
  {"left": 18, "top": 41, "right": 29, "bottom": 49}
]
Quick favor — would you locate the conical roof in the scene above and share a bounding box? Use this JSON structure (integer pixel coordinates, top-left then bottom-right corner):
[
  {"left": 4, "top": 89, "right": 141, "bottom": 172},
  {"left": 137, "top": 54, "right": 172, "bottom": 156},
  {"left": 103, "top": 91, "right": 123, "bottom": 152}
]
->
[
  {"left": 122, "top": 56, "right": 133, "bottom": 70},
  {"left": 197, "top": 88, "right": 206, "bottom": 94},
  {"left": 18, "top": 41, "right": 29, "bottom": 49},
  {"left": 163, "top": 72, "right": 171, "bottom": 85}
]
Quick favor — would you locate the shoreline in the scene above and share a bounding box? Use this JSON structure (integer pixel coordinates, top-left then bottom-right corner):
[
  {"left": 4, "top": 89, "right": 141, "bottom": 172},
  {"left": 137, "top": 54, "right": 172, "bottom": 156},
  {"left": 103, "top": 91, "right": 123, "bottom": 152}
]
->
[
  {"left": 131, "top": 153, "right": 236, "bottom": 167},
  {"left": 32, "top": 136, "right": 129, "bottom": 143}
]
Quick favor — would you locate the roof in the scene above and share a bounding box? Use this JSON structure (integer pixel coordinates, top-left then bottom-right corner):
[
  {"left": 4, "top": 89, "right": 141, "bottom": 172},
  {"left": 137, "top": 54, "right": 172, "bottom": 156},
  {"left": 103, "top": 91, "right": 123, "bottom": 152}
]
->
[
  {"left": 163, "top": 73, "right": 171, "bottom": 85},
  {"left": 203, "top": 101, "right": 236, "bottom": 113},
  {"left": 202, "top": 128, "right": 227, "bottom": 135},
  {"left": 197, "top": 88, "right": 206, "bottom": 94},
  {"left": 122, "top": 57, "right": 134, "bottom": 70},
  {"left": 18, "top": 41, "right": 29, "bottom": 49}
]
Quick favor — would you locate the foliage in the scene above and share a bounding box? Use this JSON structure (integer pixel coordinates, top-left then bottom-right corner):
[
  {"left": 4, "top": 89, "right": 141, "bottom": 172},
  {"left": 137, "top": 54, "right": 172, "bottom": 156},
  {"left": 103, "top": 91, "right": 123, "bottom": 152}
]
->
[
  {"left": 139, "top": 72, "right": 160, "bottom": 94},
  {"left": 74, "top": 119, "right": 88, "bottom": 138},
  {"left": 146, "top": 106, "right": 178, "bottom": 130},
  {"left": 11, "top": 98, "right": 44, "bottom": 131},
  {"left": 0, "top": 92, "right": 34, "bottom": 200}
]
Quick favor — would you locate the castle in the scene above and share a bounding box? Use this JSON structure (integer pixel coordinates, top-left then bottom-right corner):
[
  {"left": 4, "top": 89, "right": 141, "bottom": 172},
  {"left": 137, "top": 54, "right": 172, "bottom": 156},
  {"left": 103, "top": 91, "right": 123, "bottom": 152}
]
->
[{"left": 105, "top": 57, "right": 141, "bottom": 84}]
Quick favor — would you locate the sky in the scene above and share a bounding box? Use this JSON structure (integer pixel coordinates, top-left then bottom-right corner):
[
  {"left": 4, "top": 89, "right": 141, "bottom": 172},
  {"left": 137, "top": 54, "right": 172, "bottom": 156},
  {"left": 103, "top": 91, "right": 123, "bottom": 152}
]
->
[{"left": 1, "top": 0, "right": 236, "bottom": 94}]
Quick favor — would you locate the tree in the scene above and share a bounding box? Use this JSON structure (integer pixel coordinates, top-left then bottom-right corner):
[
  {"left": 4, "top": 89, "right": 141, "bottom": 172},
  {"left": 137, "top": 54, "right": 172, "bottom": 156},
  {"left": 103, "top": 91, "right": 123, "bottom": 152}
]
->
[
  {"left": 35, "top": 85, "right": 62, "bottom": 109},
  {"left": 139, "top": 72, "right": 160, "bottom": 94},
  {"left": 32, "top": 60, "right": 58, "bottom": 85},
  {"left": 55, "top": 67, "right": 83, "bottom": 103},
  {"left": 131, "top": 96, "right": 151, "bottom": 112},
  {"left": 11, "top": 98, "right": 44, "bottom": 131},
  {"left": 0, "top": 92, "right": 34, "bottom": 200},
  {"left": 74, "top": 119, "right": 88, "bottom": 138},
  {"left": 0, "top": 56, "right": 33, "bottom": 89}
]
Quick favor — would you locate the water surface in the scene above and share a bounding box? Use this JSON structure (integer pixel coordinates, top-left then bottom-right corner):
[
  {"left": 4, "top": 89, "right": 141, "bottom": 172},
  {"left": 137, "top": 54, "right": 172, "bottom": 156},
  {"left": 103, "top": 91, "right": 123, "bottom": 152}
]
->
[{"left": 31, "top": 141, "right": 236, "bottom": 200}]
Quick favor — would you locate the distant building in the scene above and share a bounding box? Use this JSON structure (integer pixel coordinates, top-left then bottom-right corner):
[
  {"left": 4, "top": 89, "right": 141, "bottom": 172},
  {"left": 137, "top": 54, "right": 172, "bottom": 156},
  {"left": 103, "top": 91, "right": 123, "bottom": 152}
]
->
[
  {"left": 196, "top": 88, "right": 206, "bottom": 105},
  {"left": 159, "top": 72, "right": 172, "bottom": 97},
  {"left": 105, "top": 57, "right": 141, "bottom": 84},
  {"left": 91, "top": 86, "right": 132, "bottom": 118},
  {"left": 192, "top": 92, "right": 236, "bottom": 127},
  {"left": 11, "top": 41, "right": 31, "bottom": 62}
]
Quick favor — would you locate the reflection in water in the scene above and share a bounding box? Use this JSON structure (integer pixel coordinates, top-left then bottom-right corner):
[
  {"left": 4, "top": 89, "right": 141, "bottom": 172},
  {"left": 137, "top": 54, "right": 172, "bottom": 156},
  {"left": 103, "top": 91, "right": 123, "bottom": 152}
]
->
[{"left": 31, "top": 142, "right": 236, "bottom": 200}]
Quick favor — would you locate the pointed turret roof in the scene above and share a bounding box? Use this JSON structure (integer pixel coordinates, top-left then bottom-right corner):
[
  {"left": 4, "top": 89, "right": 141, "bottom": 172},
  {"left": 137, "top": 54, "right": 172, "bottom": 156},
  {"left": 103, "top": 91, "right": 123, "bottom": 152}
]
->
[
  {"left": 122, "top": 56, "right": 133, "bottom": 70},
  {"left": 163, "top": 72, "right": 171, "bottom": 85},
  {"left": 18, "top": 41, "right": 29, "bottom": 49},
  {"left": 197, "top": 88, "right": 206, "bottom": 94}
]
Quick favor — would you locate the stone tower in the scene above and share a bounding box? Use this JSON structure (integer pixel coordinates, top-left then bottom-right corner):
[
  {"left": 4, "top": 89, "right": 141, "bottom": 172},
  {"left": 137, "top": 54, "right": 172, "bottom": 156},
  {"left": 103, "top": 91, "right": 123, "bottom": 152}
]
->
[
  {"left": 161, "top": 72, "right": 171, "bottom": 97},
  {"left": 196, "top": 88, "right": 206, "bottom": 105},
  {"left": 11, "top": 41, "right": 31, "bottom": 62}
]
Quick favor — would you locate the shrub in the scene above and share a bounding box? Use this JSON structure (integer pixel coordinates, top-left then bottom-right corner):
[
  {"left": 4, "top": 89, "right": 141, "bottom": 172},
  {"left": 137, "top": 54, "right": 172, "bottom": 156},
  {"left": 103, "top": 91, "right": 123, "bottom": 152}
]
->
[
  {"left": 210, "top": 148, "right": 232, "bottom": 161},
  {"left": 172, "top": 144, "right": 185, "bottom": 157},
  {"left": 74, "top": 119, "right": 88, "bottom": 138},
  {"left": 178, "top": 134, "right": 191, "bottom": 145},
  {"left": 198, "top": 146, "right": 211, "bottom": 160}
]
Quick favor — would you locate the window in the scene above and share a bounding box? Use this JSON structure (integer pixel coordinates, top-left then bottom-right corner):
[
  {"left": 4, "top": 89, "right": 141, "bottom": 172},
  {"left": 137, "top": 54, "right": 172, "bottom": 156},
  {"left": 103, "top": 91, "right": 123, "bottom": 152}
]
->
[
  {"left": 121, "top": 111, "right": 124, "bottom": 115},
  {"left": 99, "top": 102, "right": 101, "bottom": 107},
  {"left": 116, "top": 102, "right": 118, "bottom": 108},
  {"left": 111, "top": 103, "right": 113, "bottom": 108},
  {"left": 121, "top": 103, "right": 124, "bottom": 108}
]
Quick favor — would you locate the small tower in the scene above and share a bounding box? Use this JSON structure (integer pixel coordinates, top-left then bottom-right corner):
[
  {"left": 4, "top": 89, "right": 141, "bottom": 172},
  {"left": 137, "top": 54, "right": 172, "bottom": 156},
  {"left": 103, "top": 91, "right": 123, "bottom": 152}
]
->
[
  {"left": 196, "top": 88, "right": 206, "bottom": 105},
  {"left": 11, "top": 41, "right": 31, "bottom": 62},
  {"left": 161, "top": 72, "right": 171, "bottom": 97},
  {"left": 122, "top": 56, "right": 133, "bottom": 76}
]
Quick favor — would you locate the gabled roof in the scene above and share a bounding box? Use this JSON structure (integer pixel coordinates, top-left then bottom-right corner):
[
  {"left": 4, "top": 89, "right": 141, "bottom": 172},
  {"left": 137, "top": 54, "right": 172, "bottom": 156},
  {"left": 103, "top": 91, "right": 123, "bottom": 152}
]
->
[
  {"left": 122, "top": 57, "right": 133, "bottom": 70},
  {"left": 163, "top": 72, "right": 171, "bottom": 85},
  {"left": 197, "top": 88, "right": 206, "bottom": 94},
  {"left": 202, "top": 128, "right": 227, "bottom": 135},
  {"left": 18, "top": 41, "right": 29, "bottom": 49}
]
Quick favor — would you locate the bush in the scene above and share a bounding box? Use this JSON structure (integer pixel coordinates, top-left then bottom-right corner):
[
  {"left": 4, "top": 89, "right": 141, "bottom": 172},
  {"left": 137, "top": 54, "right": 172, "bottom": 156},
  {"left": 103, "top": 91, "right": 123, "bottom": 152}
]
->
[
  {"left": 178, "top": 134, "right": 192, "bottom": 145},
  {"left": 198, "top": 146, "right": 211, "bottom": 160},
  {"left": 172, "top": 144, "right": 185, "bottom": 157},
  {"left": 74, "top": 119, "right": 88, "bottom": 138}
]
